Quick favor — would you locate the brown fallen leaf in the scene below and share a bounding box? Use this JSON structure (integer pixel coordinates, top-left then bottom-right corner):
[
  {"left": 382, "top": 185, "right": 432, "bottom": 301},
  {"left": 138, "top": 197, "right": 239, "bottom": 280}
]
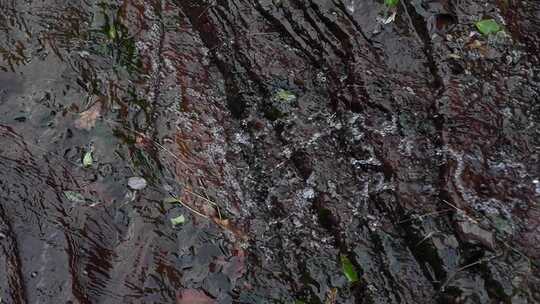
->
[
  {"left": 74, "top": 102, "right": 102, "bottom": 130},
  {"left": 176, "top": 289, "right": 216, "bottom": 304}
]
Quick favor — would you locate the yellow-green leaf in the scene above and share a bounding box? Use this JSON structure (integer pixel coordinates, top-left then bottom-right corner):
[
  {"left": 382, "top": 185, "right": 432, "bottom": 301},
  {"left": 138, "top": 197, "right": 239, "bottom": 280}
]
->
[
  {"left": 171, "top": 215, "right": 186, "bottom": 226},
  {"left": 275, "top": 89, "right": 296, "bottom": 102},
  {"left": 82, "top": 151, "right": 93, "bottom": 167}
]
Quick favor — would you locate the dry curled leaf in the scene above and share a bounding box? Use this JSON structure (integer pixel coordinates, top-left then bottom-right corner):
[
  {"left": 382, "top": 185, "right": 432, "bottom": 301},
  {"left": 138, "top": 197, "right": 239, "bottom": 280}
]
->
[
  {"left": 74, "top": 103, "right": 102, "bottom": 130},
  {"left": 325, "top": 288, "right": 337, "bottom": 304}
]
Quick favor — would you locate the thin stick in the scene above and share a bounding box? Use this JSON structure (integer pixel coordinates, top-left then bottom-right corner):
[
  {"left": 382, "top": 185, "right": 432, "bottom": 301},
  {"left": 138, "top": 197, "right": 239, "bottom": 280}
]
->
[
  {"left": 183, "top": 188, "right": 218, "bottom": 206},
  {"left": 397, "top": 209, "right": 453, "bottom": 224},
  {"left": 198, "top": 2, "right": 215, "bottom": 19},
  {"left": 441, "top": 199, "right": 461, "bottom": 211},
  {"left": 416, "top": 231, "right": 439, "bottom": 247},
  {"left": 171, "top": 197, "right": 208, "bottom": 218},
  {"left": 245, "top": 32, "right": 279, "bottom": 36},
  {"left": 440, "top": 254, "right": 500, "bottom": 291},
  {"left": 103, "top": 118, "right": 194, "bottom": 172},
  {"left": 200, "top": 185, "right": 223, "bottom": 220}
]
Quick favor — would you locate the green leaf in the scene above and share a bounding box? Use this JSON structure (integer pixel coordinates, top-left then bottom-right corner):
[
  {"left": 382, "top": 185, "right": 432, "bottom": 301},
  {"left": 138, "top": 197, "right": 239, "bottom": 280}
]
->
[
  {"left": 275, "top": 89, "right": 296, "bottom": 102},
  {"left": 385, "top": 0, "right": 399, "bottom": 7},
  {"left": 294, "top": 301, "right": 306, "bottom": 304},
  {"left": 475, "top": 19, "right": 502, "bottom": 35},
  {"left": 82, "top": 151, "right": 93, "bottom": 167},
  {"left": 171, "top": 215, "right": 186, "bottom": 226},
  {"left": 64, "top": 191, "right": 86, "bottom": 203},
  {"left": 340, "top": 254, "right": 359, "bottom": 283}
]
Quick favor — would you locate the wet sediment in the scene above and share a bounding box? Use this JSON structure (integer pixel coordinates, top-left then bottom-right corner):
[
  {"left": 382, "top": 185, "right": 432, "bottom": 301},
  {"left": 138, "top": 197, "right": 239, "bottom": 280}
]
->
[{"left": 0, "top": 1, "right": 539, "bottom": 303}]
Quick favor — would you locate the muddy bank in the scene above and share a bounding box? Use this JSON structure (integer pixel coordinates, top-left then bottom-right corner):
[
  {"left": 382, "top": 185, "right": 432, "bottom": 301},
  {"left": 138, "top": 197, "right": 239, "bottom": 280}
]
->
[{"left": 0, "top": 0, "right": 539, "bottom": 303}]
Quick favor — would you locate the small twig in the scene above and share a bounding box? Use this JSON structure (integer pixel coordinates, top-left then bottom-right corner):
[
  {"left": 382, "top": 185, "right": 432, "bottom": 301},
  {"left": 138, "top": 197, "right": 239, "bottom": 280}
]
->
[
  {"left": 416, "top": 230, "right": 439, "bottom": 247},
  {"left": 170, "top": 197, "right": 208, "bottom": 218},
  {"left": 198, "top": 1, "right": 216, "bottom": 19},
  {"left": 103, "top": 118, "right": 195, "bottom": 172},
  {"left": 199, "top": 184, "right": 223, "bottom": 220},
  {"left": 275, "top": 160, "right": 287, "bottom": 168},
  {"left": 500, "top": 240, "right": 534, "bottom": 268},
  {"left": 441, "top": 199, "right": 461, "bottom": 211},
  {"left": 440, "top": 254, "right": 501, "bottom": 291},
  {"left": 183, "top": 188, "right": 218, "bottom": 206},
  {"left": 245, "top": 32, "right": 279, "bottom": 36},
  {"left": 397, "top": 209, "right": 453, "bottom": 224}
]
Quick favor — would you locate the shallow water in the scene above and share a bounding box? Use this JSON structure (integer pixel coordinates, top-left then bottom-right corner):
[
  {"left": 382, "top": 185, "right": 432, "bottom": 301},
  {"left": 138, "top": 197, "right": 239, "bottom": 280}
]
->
[{"left": 0, "top": 0, "right": 539, "bottom": 303}]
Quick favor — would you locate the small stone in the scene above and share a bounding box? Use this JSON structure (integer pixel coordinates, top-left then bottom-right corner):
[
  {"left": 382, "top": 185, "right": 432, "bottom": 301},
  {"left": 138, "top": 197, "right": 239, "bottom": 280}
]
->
[{"left": 128, "top": 177, "right": 147, "bottom": 190}]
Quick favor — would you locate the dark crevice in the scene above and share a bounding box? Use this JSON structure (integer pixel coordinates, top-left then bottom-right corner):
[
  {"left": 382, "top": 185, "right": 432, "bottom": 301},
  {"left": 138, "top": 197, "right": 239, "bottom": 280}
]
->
[
  {"left": 402, "top": 0, "right": 444, "bottom": 90},
  {"left": 0, "top": 204, "right": 28, "bottom": 304}
]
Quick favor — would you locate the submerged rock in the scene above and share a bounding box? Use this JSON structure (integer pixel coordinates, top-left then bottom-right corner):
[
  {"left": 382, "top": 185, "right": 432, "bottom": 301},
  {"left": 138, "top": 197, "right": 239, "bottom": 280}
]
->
[
  {"left": 456, "top": 220, "right": 495, "bottom": 249},
  {"left": 0, "top": 0, "right": 538, "bottom": 303}
]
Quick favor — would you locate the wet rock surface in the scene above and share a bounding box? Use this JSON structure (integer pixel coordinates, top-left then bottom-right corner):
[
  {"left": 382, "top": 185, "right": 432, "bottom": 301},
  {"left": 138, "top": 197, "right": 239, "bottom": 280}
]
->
[{"left": 0, "top": 0, "right": 539, "bottom": 303}]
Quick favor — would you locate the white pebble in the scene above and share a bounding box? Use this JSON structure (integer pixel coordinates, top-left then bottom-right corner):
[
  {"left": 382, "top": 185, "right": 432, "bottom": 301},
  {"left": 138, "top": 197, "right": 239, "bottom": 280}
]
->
[{"left": 128, "top": 177, "right": 147, "bottom": 190}]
